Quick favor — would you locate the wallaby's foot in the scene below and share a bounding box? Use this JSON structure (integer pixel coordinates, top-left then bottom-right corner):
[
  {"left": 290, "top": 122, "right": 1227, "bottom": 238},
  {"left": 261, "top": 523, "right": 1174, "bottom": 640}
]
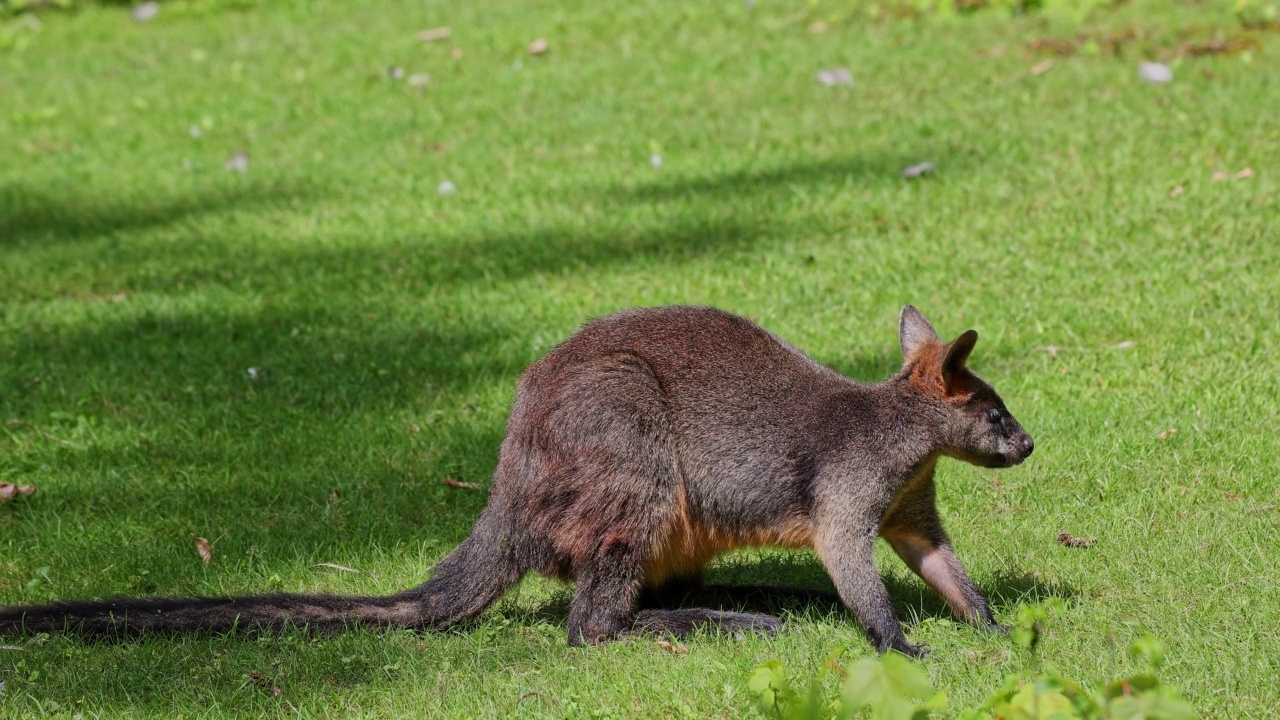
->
[
  {"left": 566, "top": 610, "right": 634, "bottom": 647},
  {"left": 981, "top": 621, "right": 1009, "bottom": 634},
  {"left": 631, "top": 608, "right": 782, "bottom": 639},
  {"left": 880, "top": 637, "right": 929, "bottom": 659}
]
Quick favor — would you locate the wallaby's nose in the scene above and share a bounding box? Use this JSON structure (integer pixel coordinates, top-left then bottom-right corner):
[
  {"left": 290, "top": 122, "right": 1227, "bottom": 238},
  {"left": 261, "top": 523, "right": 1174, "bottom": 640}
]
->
[{"left": 1021, "top": 435, "right": 1035, "bottom": 457}]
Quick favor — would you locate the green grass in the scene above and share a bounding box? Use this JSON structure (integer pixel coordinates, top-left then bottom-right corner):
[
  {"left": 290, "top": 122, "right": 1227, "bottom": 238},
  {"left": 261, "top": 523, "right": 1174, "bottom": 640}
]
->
[{"left": 2, "top": 0, "right": 1278, "bottom": 717}]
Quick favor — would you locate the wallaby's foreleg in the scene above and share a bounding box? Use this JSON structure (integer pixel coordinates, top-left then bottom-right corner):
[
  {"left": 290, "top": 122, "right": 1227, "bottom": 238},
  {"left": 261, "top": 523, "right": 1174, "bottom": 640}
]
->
[
  {"left": 568, "top": 561, "right": 783, "bottom": 644},
  {"left": 817, "top": 525, "right": 924, "bottom": 657},
  {"left": 882, "top": 528, "right": 997, "bottom": 630},
  {"left": 880, "top": 482, "right": 998, "bottom": 630}
]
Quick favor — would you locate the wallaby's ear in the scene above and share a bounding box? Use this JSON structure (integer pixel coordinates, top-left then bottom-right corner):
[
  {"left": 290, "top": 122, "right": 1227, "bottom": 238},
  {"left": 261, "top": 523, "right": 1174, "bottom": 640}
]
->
[
  {"left": 899, "top": 305, "right": 940, "bottom": 359},
  {"left": 942, "top": 329, "right": 978, "bottom": 386}
]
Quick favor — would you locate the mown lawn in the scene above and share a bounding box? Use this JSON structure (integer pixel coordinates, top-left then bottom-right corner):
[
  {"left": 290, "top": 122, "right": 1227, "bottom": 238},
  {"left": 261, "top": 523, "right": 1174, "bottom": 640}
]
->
[{"left": 1, "top": 0, "right": 1277, "bottom": 717}]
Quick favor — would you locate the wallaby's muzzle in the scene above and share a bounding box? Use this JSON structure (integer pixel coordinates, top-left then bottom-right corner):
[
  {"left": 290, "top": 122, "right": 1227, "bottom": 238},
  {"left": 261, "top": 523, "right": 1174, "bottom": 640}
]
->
[{"left": 998, "top": 429, "right": 1035, "bottom": 466}]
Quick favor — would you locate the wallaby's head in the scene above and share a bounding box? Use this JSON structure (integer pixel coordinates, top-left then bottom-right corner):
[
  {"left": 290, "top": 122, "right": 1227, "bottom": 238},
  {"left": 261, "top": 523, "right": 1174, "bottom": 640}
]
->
[{"left": 897, "top": 305, "right": 1034, "bottom": 468}]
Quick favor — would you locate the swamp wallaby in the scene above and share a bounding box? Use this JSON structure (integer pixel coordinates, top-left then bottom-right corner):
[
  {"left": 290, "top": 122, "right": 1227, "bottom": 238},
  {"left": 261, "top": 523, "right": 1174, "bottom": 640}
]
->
[{"left": 0, "top": 305, "right": 1033, "bottom": 656}]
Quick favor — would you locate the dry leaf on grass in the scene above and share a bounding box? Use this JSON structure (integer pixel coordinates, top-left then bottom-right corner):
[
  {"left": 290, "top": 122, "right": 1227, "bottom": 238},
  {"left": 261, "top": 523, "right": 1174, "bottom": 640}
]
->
[
  {"left": 0, "top": 482, "right": 36, "bottom": 502},
  {"left": 1056, "top": 532, "right": 1097, "bottom": 548},
  {"left": 655, "top": 639, "right": 689, "bottom": 654},
  {"left": 418, "top": 27, "right": 452, "bottom": 42},
  {"left": 1185, "top": 36, "right": 1259, "bottom": 57},
  {"left": 1157, "top": 427, "right": 1177, "bottom": 440},
  {"left": 1027, "top": 37, "right": 1076, "bottom": 55},
  {"left": 442, "top": 478, "right": 482, "bottom": 490},
  {"left": 194, "top": 536, "right": 213, "bottom": 565},
  {"left": 808, "top": 21, "right": 828, "bottom": 34},
  {"left": 1234, "top": 167, "right": 1254, "bottom": 180},
  {"left": 1030, "top": 59, "right": 1054, "bottom": 76},
  {"left": 1211, "top": 170, "right": 1229, "bottom": 182},
  {"left": 248, "top": 670, "right": 282, "bottom": 696},
  {"left": 528, "top": 38, "right": 549, "bottom": 55},
  {"left": 312, "top": 563, "right": 360, "bottom": 573},
  {"left": 1169, "top": 184, "right": 1184, "bottom": 198},
  {"left": 1114, "top": 340, "right": 1135, "bottom": 350}
]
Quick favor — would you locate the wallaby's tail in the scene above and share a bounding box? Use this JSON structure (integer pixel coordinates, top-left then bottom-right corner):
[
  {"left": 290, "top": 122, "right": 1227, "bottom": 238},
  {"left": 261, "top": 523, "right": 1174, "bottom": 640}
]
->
[{"left": 0, "top": 513, "right": 525, "bottom": 638}]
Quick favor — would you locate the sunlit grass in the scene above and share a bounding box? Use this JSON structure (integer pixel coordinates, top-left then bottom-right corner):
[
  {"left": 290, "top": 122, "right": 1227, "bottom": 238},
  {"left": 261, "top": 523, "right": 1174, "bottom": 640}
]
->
[{"left": 1, "top": 0, "right": 1278, "bottom": 717}]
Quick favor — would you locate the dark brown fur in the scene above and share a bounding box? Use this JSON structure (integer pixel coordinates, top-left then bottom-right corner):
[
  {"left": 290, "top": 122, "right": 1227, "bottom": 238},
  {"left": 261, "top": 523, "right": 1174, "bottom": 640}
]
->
[{"left": 0, "top": 305, "right": 1033, "bottom": 656}]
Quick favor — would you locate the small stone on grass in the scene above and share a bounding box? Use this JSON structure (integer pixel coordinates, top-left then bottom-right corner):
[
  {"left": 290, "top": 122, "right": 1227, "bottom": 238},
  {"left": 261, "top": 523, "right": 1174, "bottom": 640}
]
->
[
  {"left": 902, "top": 162, "right": 935, "bottom": 179},
  {"left": 132, "top": 2, "right": 159, "bottom": 23},
  {"left": 815, "top": 68, "right": 853, "bottom": 87}
]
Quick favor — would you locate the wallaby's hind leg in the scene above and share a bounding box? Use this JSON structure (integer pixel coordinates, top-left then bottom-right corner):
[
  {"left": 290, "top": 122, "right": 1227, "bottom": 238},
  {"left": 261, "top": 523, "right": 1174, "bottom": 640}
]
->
[
  {"left": 631, "top": 608, "right": 781, "bottom": 639},
  {"left": 565, "top": 566, "right": 782, "bottom": 644},
  {"left": 634, "top": 573, "right": 781, "bottom": 639},
  {"left": 566, "top": 558, "right": 644, "bottom": 645}
]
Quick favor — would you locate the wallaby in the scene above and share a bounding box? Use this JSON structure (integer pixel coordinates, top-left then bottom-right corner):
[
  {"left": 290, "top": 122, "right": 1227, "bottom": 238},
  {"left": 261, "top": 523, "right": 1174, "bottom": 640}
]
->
[{"left": 0, "top": 305, "right": 1032, "bottom": 656}]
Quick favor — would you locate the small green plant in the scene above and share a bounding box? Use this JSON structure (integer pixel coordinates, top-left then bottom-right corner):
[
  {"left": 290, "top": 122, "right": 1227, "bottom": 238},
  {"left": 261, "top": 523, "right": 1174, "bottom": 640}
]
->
[
  {"left": 747, "top": 601, "right": 1195, "bottom": 719},
  {"left": 749, "top": 647, "right": 945, "bottom": 720},
  {"left": 1234, "top": 0, "right": 1280, "bottom": 27},
  {"left": 2, "top": 0, "right": 77, "bottom": 16}
]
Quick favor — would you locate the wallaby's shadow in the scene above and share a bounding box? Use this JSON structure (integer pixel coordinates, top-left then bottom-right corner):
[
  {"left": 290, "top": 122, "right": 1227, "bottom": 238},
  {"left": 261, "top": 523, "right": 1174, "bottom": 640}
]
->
[
  {"left": 507, "top": 554, "right": 1076, "bottom": 633},
  {"left": 983, "top": 570, "right": 1079, "bottom": 610}
]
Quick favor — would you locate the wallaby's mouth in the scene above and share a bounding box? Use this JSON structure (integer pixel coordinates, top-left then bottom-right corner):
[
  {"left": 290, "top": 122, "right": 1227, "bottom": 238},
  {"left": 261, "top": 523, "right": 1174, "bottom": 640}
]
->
[
  {"left": 981, "top": 454, "right": 1020, "bottom": 468},
  {"left": 996, "top": 434, "right": 1035, "bottom": 467}
]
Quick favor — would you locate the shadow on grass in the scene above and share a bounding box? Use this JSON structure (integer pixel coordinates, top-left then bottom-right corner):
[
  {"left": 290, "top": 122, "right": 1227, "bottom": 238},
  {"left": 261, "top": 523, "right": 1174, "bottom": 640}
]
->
[
  {"left": 0, "top": 172, "right": 828, "bottom": 574},
  {"left": 507, "top": 553, "right": 1076, "bottom": 634},
  {"left": 608, "top": 153, "right": 943, "bottom": 203},
  {"left": 0, "top": 302, "right": 526, "bottom": 591},
  {"left": 0, "top": 179, "right": 324, "bottom": 246}
]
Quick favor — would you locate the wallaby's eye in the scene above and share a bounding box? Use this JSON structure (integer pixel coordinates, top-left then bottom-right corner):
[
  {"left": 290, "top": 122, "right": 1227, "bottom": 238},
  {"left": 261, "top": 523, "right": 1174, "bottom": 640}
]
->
[{"left": 985, "top": 408, "right": 1002, "bottom": 424}]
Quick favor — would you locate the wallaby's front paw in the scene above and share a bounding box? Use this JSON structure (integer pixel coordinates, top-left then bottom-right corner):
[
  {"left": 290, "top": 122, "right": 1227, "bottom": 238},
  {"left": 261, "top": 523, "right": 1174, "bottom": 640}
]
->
[
  {"left": 899, "top": 641, "right": 929, "bottom": 659},
  {"left": 982, "top": 621, "right": 1009, "bottom": 634}
]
